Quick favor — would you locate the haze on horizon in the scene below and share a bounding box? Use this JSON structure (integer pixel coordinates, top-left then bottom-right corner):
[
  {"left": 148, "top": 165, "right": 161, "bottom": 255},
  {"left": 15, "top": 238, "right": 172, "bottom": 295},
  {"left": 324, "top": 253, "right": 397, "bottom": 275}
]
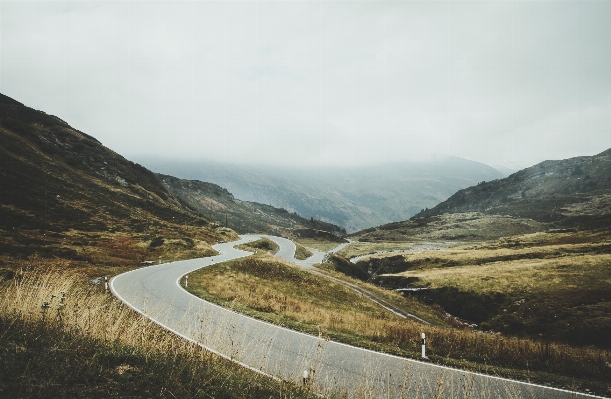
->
[{"left": 1, "top": 1, "right": 610, "bottom": 171}]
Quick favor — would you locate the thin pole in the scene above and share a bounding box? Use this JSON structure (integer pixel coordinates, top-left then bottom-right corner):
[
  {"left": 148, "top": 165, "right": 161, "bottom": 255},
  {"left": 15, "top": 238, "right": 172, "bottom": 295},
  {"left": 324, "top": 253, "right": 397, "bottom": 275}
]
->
[{"left": 43, "top": 179, "right": 47, "bottom": 246}]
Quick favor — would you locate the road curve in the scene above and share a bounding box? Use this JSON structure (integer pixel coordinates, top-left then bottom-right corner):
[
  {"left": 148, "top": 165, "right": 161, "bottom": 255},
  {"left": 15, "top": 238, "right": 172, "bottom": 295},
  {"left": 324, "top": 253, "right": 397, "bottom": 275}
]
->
[{"left": 111, "top": 236, "right": 604, "bottom": 399}]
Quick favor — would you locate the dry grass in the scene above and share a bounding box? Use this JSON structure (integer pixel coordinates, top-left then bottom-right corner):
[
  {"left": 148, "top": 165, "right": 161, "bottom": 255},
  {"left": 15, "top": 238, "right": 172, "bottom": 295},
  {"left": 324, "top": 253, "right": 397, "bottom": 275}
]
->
[
  {"left": 0, "top": 227, "right": 220, "bottom": 280},
  {"left": 354, "top": 212, "right": 545, "bottom": 242},
  {"left": 391, "top": 246, "right": 611, "bottom": 346},
  {"left": 188, "top": 254, "right": 401, "bottom": 337},
  {"left": 294, "top": 239, "right": 340, "bottom": 252},
  {"left": 294, "top": 243, "right": 313, "bottom": 260},
  {"left": 400, "top": 253, "right": 611, "bottom": 294},
  {"left": 336, "top": 241, "right": 454, "bottom": 259},
  {"left": 186, "top": 254, "right": 611, "bottom": 395},
  {"left": 0, "top": 265, "right": 320, "bottom": 399}
]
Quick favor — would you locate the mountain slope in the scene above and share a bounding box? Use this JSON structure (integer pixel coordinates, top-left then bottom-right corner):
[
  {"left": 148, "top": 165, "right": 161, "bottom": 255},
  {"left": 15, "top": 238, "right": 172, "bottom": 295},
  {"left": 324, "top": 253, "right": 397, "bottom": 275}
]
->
[
  {"left": 158, "top": 174, "right": 346, "bottom": 236},
  {"left": 353, "top": 150, "right": 611, "bottom": 242},
  {"left": 136, "top": 158, "right": 505, "bottom": 233},
  {"left": 416, "top": 149, "right": 611, "bottom": 229},
  {"left": 0, "top": 92, "right": 233, "bottom": 268}
]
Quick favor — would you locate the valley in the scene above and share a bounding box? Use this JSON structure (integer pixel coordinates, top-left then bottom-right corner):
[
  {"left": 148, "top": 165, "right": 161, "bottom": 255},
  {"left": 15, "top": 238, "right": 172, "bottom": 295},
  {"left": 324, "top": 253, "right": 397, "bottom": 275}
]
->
[
  {"left": 1, "top": 92, "right": 610, "bottom": 397},
  {"left": 137, "top": 157, "right": 506, "bottom": 233}
]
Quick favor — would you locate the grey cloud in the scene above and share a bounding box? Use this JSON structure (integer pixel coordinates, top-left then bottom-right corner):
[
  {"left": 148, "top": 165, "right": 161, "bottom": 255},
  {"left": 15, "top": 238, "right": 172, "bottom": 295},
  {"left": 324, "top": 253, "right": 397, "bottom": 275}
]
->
[{"left": 1, "top": 1, "right": 610, "bottom": 169}]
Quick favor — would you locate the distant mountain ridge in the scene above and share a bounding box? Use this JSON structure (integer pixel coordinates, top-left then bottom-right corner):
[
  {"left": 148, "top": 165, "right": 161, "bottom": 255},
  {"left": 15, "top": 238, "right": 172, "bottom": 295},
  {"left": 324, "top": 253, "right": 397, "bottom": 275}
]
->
[
  {"left": 158, "top": 174, "right": 346, "bottom": 236},
  {"left": 351, "top": 149, "right": 611, "bottom": 242},
  {"left": 416, "top": 148, "right": 611, "bottom": 229},
  {"left": 136, "top": 157, "right": 505, "bottom": 233}
]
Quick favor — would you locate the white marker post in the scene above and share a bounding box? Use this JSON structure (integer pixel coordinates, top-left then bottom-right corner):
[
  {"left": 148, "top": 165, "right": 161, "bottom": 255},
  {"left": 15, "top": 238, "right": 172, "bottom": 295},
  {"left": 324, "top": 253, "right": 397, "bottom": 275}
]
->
[
  {"left": 158, "top": 256, "right": 162, "bottom": 265},
  {"left": 421, "top": 333, "right": 426, "bottom": 358},
  {"left": 185, "top": 275, "right": 188, "bottom": 288},
  {"left": 104, "top": 276, "right": 108, "bottom": 291}
]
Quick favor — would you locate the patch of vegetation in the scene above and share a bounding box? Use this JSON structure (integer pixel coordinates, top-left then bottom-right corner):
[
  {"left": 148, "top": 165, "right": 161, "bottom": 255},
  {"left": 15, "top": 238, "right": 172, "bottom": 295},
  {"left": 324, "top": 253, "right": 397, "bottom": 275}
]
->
[
  {"left": 237, "top": 237, "right": 279, "bottom": 253},
  {"left": 414, "top": 287, "right": 507, "bottom": 324},
  {"left": 293, "top": 239, "right": 341, "bottom": 252},
  {"left": 149, "top": 236, "right": 165, "bottom": 248},
  {"left": 326, "top": 254, "right": 368, "bottom": 281},
  {"left": 370, "top": 275, "right": 421, "bottom": 290},
  {"left": 294, "top": 243, "right": 313, "bottom": 260}
]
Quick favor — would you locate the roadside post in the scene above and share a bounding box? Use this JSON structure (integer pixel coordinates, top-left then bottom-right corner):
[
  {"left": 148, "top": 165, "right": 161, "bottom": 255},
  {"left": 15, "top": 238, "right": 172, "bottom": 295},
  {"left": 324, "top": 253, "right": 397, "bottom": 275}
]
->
[
  {"left": 104, "top": 276, "right": 108, "bottom": 291},
  {"left": 185, "top": 275, "right": 188, "bottom": 288},
  {"left": 158, "top": 256, "right": 162, "bottom": 265},
  {"left": 421, "top": 333, "right": 426, "bottom": 358}
]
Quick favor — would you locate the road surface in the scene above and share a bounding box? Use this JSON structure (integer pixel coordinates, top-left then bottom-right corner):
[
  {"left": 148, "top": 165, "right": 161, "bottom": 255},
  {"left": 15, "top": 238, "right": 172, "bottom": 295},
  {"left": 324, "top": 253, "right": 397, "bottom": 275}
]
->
[{"left": 111, "top": 235, "right": 604, "bottom": 399}]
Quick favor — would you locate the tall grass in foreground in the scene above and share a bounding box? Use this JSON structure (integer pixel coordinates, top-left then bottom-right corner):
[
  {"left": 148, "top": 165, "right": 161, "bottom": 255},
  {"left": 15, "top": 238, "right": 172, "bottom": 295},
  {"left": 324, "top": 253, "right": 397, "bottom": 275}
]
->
[
  {"left": 3, "top": 266, "right": 609, "bottom": 398},
  {"left": 0, "top": 267, "right": 317, "bottom": 399}
]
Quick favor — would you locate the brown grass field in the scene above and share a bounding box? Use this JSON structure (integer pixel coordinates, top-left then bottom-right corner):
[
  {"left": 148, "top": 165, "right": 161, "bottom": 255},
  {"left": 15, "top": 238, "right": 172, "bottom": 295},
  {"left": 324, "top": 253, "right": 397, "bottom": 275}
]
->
[
  {"left": 355, "top": 231, "right": 611, "bottom": 348},
  {"left": 186, "top": 252, "right": 611, "bottom": 396}
]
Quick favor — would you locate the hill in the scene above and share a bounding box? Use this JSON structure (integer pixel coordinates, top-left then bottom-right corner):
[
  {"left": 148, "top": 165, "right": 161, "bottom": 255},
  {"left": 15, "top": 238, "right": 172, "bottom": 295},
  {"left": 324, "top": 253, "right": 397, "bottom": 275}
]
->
[
  {"left": 135, "top": 157, "right": 505, "bottom": 233},
  {"left": 352, "top": 150, "right": 611, "bottom": 241},
  {"left": 0, "top": 93, "right": 234, "bottom": 272},
  {"left": 158, "top": 173, "right": 346, "bottom": 237},
  {"left": 416, "top": 149, "right": 611, "bottom": 229}
]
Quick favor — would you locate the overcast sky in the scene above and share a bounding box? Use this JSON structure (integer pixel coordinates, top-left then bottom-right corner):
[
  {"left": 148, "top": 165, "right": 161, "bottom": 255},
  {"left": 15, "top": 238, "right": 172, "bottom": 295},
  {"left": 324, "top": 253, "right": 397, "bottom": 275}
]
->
[{"left": 1, "top": 1, "right": 610, "bottom": 169}]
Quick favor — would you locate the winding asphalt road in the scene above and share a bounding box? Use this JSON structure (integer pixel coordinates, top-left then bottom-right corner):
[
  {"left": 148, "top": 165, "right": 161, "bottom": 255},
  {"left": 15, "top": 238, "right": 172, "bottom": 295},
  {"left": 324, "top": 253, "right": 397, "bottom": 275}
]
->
[{"left": 111, "top": 236, "right": 604, "bottom": 399}]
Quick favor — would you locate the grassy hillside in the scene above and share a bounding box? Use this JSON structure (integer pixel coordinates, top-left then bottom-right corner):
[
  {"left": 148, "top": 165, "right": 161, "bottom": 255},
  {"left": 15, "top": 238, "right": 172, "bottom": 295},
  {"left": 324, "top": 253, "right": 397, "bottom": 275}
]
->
[
  {"left": 416, "top": 149, "right": 611, "bottom": 228},
  {"left": 353, "top": 150, "right": 611, "bottom": 242},
  {"left": 0, "top": 92, "right": 237, "bottom": 274},
  {"left": 159, "top": 174, "right": 346, "bottom": 237},
  {"left": 348, "top": 230, "right": 611, "bottom": 349}
]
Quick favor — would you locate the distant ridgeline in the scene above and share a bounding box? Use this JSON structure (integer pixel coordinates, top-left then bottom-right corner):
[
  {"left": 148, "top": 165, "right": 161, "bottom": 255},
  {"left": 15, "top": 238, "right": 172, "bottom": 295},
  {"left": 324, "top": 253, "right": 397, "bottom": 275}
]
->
[
  {"left": 415, "top": 149, "right": 611, "bottom": 230},
  {"left": 351, "top": 149, "right": 611, "bottom": 241},
  {"left": 158, "top": 174, "right": 346, "bottom": 236},
  {"left": 135, "top": 156, "right": 506, "bottom": 233}
]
